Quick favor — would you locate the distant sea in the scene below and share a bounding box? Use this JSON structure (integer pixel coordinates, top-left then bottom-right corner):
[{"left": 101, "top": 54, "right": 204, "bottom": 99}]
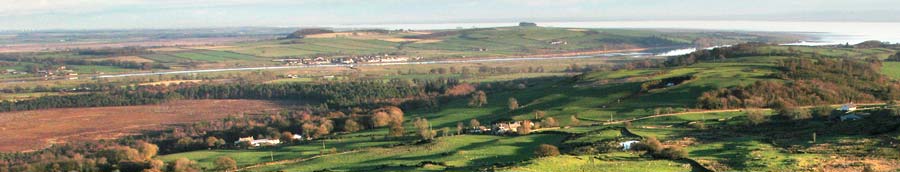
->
[{"left": 332, "top": 20, "right": 900, "bottom": 46}]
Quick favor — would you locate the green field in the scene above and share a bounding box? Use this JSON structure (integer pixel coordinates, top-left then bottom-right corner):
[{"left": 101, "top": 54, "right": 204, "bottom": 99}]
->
[
  {"left": 503, "top": 153, "right": 695, "bottom": 172},
  {"left": 159, "top": 137, "right": 407, "bottom": 169},
  {"left": 247, "top": 134, "right": 566, "bottom": 171}
]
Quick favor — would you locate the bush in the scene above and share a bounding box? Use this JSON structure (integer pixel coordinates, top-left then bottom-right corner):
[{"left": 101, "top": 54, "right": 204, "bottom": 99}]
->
[
  {"left": 534, "top": 144, "right": 560, "bottom": 157},
  {"left": 653, "top": 146, "right": 687, "bottom": 160}
]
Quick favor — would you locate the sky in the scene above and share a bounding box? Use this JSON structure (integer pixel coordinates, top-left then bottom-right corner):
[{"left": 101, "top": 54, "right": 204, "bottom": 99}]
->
[{"left": 1, "top": 0, "right": 899, "bottom": 30}]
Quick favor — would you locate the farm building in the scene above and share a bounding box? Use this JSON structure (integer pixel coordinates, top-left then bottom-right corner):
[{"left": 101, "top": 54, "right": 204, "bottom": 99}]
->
[
  {"left": 234, "top": 136, "right": 283, "bottom": 147},
  {"left": 492, "top": 121, "right": 534, "bottom": 134},
  {"left": 467, "top": 126, "right": 491, "bottom": 134}
]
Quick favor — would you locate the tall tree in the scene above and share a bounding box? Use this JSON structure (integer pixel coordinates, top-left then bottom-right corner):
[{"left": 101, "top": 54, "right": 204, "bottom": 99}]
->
[
  {"left": 508, "top": 97, "right": 519, "bottom": 111},
  {"left": 456, "top": 121, "right": 464, "bottom": 135},
  {"left": 388, "top": 121, "right": 405, "bottom": 137},
  {"left": 534, "top": 110, "right": 546, "bottom": 120},
  {"left": 413, "top": 117, "right": 436, "bottom": 140},
  {"left": 517, "top": 120, "right": 532, "bottom": 135},
  {"left": 469, "top": 91, "right": 488, "bottom": 107},
  {"left": 541, "top": 117, "right": 559, "bottom": 128},
  {"left": 344, "top": 119, "right": 361, "bottom": 132}
]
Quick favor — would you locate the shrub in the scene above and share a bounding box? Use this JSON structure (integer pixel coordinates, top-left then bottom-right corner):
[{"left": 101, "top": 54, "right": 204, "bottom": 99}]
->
[
  {"left": 534, "top": 144, "right": 560, "bottom": 157},
  {"left": 653, "top": 146, "right": 687, "bottom": 160},
  {"left": 746, "top": 109, "right": 766, "bottom": 125}
]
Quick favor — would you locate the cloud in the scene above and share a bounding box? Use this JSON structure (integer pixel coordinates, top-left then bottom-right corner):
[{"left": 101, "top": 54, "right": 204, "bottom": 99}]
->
[{"left": 0, "top": 0, "right": 316, "bottom": 16}]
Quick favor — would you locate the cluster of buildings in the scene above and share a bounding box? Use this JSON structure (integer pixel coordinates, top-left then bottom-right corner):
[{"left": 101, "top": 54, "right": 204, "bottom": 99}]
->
[
  {"left": 1, "top": 69, "right": 25, "bottom": 75},
  {"left": 467, "top": 121, "right": 534, "bottom": 135},
  {"left": 273, "top": 55, "right": 421, "bottom": 65},
  {"left": 2, "top": 66, "right": 79, "bottom": 80}
]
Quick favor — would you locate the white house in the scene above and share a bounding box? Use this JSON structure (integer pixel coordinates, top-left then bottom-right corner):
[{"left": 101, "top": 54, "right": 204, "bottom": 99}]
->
[
  {"left": 249, "top": 139, "right": 282, "bottom": 147},
  {"left": 234, "top": 136, "right": 283, "bottom": 147},
  {"left": 620, "top": 140, "right": 640, "bottom": 150},
  {"left": 292, "top": 134, "right": 304, "bottom": 140}
]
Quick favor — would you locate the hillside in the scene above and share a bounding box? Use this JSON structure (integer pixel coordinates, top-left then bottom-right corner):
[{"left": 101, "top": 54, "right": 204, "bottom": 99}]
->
[
  {"left": 5, "top": 42, "right": 900, "bottom": 172},
  {"left": 148, "top": 44, "right": 900, "bottom": 171}
]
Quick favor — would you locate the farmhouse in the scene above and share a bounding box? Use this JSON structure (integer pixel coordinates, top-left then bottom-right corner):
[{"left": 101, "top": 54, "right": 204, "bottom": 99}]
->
[
  {"left": 467, "top": 126, "right": 491, "bottom": 134},
  {"left": 234, "top": 136, "right": 283, "bottom": 147},
  {"left": 549, "top": 40, "right": 568, "bottom": 45},
  {"left": 491, "top": 121, "right": 534, "bottom": 134},
  {"left": 292, "top": 134, "right": 304, "bottom": 140}
]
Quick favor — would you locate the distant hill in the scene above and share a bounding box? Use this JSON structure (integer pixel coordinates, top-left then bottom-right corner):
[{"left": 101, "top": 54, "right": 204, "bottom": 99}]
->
[{"left": 284, "top": 28, "right": 335, "bottom": 39}]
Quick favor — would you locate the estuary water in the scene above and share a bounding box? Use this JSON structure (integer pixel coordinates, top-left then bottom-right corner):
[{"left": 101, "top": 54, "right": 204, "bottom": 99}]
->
[{"left": 334, "top": 20, "right": 900, "bottom": 45}]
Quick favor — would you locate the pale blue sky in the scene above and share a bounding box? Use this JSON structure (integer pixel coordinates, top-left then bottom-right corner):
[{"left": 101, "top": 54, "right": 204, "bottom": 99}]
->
[{"left": 1, "top": 0, "right": 898, "bottom": 30}]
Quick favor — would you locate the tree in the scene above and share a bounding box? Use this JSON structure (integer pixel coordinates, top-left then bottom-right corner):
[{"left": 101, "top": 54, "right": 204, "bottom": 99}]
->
[
  {"left": 344, "top": 119, "right": 361, "bottom": 132},
  {"left": 388, "top": 121, "right": 405, "bottom": 137},
  {"left": 887, "top": 52, "right": 900, "bottom": 62},
  {"left": 456, "top": 121, "right": 464, "bottom": 135},
  {"left": 371, "top": 112, "right": 391, "bottom": 127},
  {"left": 517, "top": 120, "right": 532, "bottom": 135},
  {"left": 148, "top": 159, "right": 165, "bottom": 172},
  {"left": 441, "top": 127, "right": 450, "bottom": 137},
  {"left": 302, "top": 122, "right": 317, "bottom": 138},
  {"left": 534, "top": 144, "right": 560, "bottom": 157},
  {"left": 173, "top": 158, "right": 200, "bottom": 172},
  {"left": 534, "top": 110, "right": 546, "bottom": 120},
  {"left": 654, "top": 146, "right": 687, "bottom": 160},
  {"left": 135, "top": 141, "right": 158, "bottom": 160},
  {"left": 508, "top": 97, "right": 519, "bottom": 111},
  {"left": 213, "top": 156, "right": 237, "bottom": 172},
  {"left": 206, "top": 136, "right": 221, "bottom": 148},
  {"left": 469, "top": 118, "right": 481, "bottom": 128},
  {"left": 633, "top": 137, "right": 663, "bottom": 152},
  {"left": 314, "top": 124, "right": 331, "bottom": 138},
  {"left": 570, "top": 115, "right": 581, "bottom": 126},
  {"left": 746, "top": 109, "right": 766, "bottom": 125},
  {"left": 541, "top": 117, "right": 559, "bottom": 128},
  {"left": 468, "top": 91, "right": 488, "bottom": 107},
  {"left": 413, "top": 117, "right": 436, "bottom": 140},
  {"left": 280, "top": 132, "right": 294, "bottom": 144}
]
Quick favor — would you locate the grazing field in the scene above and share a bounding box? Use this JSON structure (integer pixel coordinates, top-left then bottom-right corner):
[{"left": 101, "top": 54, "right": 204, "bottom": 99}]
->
[
  {"left": 89, "top": 56, "right": 156, "bottom": 63},
  {"left": 0, "top": 99, "right": 285, "bottom": 152},
  {"left": 159, "top": 137, "right": 408, "bottom": 169},
  {"left": 246, "top": 134, "right": 567, "bottom": 172},
  {"left": 882, "top": 62, "right": 900, "bottom": 79},
  {"left": 502, "top": 153, "right": 695, "bottom": 172}
]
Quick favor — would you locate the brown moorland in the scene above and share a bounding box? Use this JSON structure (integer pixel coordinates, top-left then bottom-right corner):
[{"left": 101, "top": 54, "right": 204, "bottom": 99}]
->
[{"left": 0, "top": 99, "right": 285, "bottom": 152}]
